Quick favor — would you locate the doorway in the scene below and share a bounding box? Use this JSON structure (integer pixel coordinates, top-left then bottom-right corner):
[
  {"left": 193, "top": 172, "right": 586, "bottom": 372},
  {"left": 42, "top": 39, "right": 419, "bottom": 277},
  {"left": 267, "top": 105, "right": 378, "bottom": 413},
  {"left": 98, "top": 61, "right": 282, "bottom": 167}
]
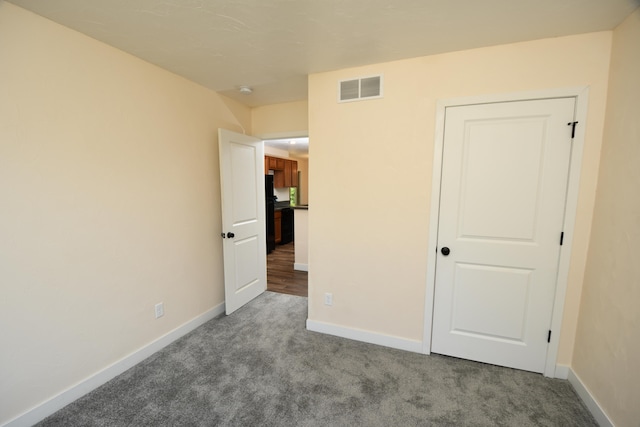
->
[
  {"left": 424, "top": 88, "right": 589, "bottom": 377},
  {"left": 263, "top": 136, "right": 309, "bottom": 297}
]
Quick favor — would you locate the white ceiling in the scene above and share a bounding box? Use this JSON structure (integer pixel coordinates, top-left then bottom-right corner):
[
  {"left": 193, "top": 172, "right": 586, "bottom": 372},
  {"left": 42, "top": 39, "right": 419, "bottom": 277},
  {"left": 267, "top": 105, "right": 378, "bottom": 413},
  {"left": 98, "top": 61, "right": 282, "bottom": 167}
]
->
[{"left": 8, "top": 0, "right": 638, "bottom": 107}]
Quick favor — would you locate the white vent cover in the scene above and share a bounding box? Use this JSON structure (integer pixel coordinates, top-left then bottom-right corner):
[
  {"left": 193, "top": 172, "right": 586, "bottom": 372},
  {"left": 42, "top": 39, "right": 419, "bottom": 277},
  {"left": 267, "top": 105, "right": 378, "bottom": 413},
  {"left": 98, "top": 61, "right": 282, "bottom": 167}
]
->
[{"left": 338, "top": 75, "right": 383, "bottom": 103}]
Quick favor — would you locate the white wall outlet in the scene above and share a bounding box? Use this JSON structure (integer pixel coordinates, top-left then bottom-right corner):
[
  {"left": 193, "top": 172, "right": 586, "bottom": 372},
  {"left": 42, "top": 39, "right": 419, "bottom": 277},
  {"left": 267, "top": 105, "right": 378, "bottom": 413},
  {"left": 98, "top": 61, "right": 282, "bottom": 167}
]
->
[
  {"left": 154, "top": 302, "right": 164, "bottom": 319},
  {"left": 324, "top": 293, "right": 333, "bottom": 306}
]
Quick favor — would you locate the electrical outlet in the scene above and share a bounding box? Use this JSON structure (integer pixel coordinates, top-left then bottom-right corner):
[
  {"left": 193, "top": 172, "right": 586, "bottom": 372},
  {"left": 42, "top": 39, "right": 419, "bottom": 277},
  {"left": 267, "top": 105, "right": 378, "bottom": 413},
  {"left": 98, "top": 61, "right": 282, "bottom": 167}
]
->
[
  {"left": 155, "top": 302, "right": 164, "bottom": 319},
  {"left": 324, "top": 293, "right": 333, "bottom": 306}
]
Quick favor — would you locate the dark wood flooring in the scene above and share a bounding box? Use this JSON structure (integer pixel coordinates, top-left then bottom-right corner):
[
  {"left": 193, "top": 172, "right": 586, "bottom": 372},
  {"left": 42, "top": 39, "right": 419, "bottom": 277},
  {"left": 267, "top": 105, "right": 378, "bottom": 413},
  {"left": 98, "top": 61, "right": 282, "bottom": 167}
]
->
[{"left": 267, "top": 242, "right": 308, "bottom": 297}]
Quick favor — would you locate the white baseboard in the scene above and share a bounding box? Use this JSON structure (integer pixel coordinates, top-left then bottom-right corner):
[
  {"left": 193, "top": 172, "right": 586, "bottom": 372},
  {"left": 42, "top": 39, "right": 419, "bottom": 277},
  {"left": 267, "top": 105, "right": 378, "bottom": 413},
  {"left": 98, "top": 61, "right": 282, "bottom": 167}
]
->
[
  {"left": 306, "top": 319, "right": 423, "bottom": 353},
  {"left": 294, "top": 263, "right": 308, "bottom": 271},
  {"left": 568, "top": 368, "right": 614, "bottom": 427},
  {"left": 554, "top": 364, "right": 570, "bottom": 379},
  {"left": 2, "top": 302, "right": 225, "bottom": 427}
]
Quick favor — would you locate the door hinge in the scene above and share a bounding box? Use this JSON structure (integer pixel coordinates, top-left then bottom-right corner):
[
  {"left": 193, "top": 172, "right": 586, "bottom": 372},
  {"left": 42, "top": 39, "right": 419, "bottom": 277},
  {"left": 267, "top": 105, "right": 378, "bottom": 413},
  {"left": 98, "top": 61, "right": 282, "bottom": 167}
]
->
[
  {"left": 567, "top": 121, "right": 579, "bottom": 138},
  {"left": 560, "top": 232, "right": 564, "bottom": 246},
  {"left": 548, "top": 330, "right": 552, "bottom": 343}
]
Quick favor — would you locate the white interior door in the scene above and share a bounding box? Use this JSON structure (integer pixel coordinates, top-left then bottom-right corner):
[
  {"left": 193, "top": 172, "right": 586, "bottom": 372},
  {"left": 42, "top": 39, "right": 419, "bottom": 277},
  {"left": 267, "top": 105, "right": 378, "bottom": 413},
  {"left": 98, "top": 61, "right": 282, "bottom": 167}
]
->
[
  {"left": 431, "top": 98, "right": 575, "bottom": 373},
  {"left": 218, "top": 129, "right": 266, "bottom": 315}
]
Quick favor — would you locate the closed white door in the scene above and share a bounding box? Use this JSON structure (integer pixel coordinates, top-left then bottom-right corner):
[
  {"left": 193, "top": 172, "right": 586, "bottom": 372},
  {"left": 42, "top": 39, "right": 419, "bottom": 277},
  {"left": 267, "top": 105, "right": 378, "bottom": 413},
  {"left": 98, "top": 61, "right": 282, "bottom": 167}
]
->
[
  {"left": 218, "top": 129, "right": 266, "bottom": 315},
  {"left": 431, "top": 98, "right": 575, "bottom": 373}
]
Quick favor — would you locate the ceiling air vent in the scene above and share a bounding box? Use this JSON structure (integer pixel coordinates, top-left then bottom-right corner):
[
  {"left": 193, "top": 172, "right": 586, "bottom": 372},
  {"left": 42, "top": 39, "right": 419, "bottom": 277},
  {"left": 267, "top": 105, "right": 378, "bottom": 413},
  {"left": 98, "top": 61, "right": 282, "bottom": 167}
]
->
[{"left": 338, "top": 75, "right": 383, "bottom": 103}]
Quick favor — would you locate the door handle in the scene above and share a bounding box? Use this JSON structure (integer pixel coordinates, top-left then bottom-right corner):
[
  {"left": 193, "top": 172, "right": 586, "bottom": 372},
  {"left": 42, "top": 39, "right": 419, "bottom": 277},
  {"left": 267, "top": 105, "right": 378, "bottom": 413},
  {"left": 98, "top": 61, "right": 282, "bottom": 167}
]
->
[
  {"left": 441, "top": 247, "right": 450, "bottom": 256},
  {"left": 226, "top": 232, "right": 235, "bottom": 239}
]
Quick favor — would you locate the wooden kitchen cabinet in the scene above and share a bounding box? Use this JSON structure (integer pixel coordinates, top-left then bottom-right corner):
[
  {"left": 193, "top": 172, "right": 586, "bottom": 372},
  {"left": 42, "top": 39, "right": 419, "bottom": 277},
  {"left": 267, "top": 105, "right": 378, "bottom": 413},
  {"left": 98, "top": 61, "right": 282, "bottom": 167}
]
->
[
  {"left": 274, "top": 210, "right": 282, "bottom": 244},
  {"left": 268, "top": 156, "right": 278, "bottom": 170},
  {"left": 274, "top": 170, "right": 285, "bottom": 188},
  {"left": 265, "top": 155, "right": 296, "bottom": 172},
  {"left": 284, "top": 160, "right": 292, "bottom": 187},
  {"left": 265, "top": 155, "right": 298, "bottom": 188},
  {"left": 291, "top": 160, "right": 298, "bottom": 187},
  {"left": 265, "top": 155, "right": 285, "bottom": 171}
]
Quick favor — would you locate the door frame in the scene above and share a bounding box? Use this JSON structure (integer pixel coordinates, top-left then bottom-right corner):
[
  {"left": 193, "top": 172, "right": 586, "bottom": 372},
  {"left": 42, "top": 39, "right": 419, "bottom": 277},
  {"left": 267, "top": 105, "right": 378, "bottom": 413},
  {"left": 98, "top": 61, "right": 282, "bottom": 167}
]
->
[{"left": 423, "top": 87, "right": 590, "bottom": 378}]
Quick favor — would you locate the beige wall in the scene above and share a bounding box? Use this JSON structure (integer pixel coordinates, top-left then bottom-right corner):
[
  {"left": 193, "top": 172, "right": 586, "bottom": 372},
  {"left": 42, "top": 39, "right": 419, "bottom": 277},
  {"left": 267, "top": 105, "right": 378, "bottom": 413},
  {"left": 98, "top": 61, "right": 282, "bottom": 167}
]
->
[
  {"left": 252, "top": 100, "right": 309, "bottom": 138},
  {"left": 257, "top": 100, "right": 310, "bottom": 204},
  {"left": 220, "top": 94, "right": 253, "bottom": 134},
  {"left": 0, "top": 3, "right": 250, "bottom": 423},
  {"left": 264, "top": 146, "right": 291, "bottom": 158},
  {"left": 295, "top": 157, "right": 309, "bottom": 206},
  {"left": 573, "top": 9, "right": 640, "bottom": 427},
  {"left": 308, "top": 32, "right": 612, "bottom": 363}
]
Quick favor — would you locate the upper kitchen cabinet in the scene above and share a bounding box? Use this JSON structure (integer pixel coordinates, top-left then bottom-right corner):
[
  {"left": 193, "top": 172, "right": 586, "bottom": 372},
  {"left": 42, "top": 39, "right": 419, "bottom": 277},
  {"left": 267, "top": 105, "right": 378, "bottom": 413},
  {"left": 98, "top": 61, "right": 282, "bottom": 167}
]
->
[
  {"left": 266, "top": 156, "right": 279, "bottom": 171},
  {"left": 265, "top": 155, "right": 298, "bottom": 188},
  {"left": 274, "top": 167, "right": 285, "bottom": 188},
  {"left": 284, "top": 160, "right": 292, "bottom": 187},
  {"left": 291, "top": 161, "right": 298, "bottom": 187}
]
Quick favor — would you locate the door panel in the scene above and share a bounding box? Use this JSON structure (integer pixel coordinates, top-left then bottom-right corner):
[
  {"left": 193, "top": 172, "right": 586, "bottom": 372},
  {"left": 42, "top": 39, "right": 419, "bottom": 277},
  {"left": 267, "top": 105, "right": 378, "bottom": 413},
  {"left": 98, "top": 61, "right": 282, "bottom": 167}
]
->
[
  {"left": 219, "top": 129, "right": 266, "bottom": 315},
  {"left": 230, "top": 143, "right": 259, "bottom": 222},
  {"left": 233, "top": 236, "right": 260, "bottom": 292},
  {"left": 459, "top": 118, "right": 545, "bottom": 241},
  {"left": 452, "top": 263, "right": 532, "bottom": 341},
  {"left": 431, "top": 98, "right": 575, "bottom": 373}
]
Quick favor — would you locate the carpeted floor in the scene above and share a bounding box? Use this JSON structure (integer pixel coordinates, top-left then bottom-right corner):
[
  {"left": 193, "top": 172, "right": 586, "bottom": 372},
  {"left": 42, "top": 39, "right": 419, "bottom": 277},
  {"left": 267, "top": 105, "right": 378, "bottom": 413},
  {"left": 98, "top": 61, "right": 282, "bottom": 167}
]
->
[{"left": 37, "top": 291, "right": 597, "bottom": 426}]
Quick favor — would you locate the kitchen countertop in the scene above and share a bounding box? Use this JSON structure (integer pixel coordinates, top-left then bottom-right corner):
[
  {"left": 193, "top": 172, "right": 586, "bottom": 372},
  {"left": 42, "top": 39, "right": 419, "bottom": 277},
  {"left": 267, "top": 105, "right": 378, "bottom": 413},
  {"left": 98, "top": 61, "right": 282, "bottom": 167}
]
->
[
  {"left": 274, "top": 201, "right": 308, "bottom": 210},
  {"left": 274, "top": 201, "right": 292, "bottom": 211}
]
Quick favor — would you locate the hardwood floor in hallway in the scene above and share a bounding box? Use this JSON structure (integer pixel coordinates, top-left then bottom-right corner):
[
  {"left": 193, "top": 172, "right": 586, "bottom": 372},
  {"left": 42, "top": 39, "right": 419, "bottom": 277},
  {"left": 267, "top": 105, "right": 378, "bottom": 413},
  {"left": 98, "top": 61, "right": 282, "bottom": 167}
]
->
[{"left": 267, "top": 242, "right": 308, "bottom": 297}]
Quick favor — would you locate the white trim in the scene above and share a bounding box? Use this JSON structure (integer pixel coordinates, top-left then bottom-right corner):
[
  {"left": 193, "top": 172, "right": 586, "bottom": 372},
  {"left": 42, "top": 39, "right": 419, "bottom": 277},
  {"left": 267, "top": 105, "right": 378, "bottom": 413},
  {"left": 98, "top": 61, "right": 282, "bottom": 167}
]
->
[
  {"left": 568, "top": 368, "right": 615, "bottom": 427},
  {"left": 422, "top": 99, "right": 447, "bottom": 355},
  {"left": 254, "top": 131, "right": 309, "bottom": 140},
  {"left": 423, "top": 87, "right": 590, "bottom": 378},
  {"left": 2, "top": 303, "right": 225, "bottom": 427},
  {"left": 544, "top": 87, "right": 590, "bottom": 377},
  {"left": 306, "top": 319, "right": 422, "bottom": 353},
  {"left": 554, "top": 364, "right": 570, "bottom": 380},
  {"left": 294, "top": 263, "right": 308, "bottom": 271},
  {"left": 426, "top": 86, "right": 590, "bottom": 108}
]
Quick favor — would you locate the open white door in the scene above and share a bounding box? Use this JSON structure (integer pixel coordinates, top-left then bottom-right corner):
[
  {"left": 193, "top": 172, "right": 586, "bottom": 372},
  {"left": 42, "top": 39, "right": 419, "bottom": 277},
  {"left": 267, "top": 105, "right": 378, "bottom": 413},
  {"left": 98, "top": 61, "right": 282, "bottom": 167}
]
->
[{"left": 218, "top": 129, "right": 266, "bottom": 315}]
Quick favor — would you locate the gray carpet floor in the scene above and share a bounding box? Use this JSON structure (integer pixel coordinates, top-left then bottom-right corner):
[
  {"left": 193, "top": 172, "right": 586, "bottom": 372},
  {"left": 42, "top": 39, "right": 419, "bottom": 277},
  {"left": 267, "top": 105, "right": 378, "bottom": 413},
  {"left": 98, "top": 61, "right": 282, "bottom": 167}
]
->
[{"left": 37, "top": 291, "right": 597, "bottom": 426}]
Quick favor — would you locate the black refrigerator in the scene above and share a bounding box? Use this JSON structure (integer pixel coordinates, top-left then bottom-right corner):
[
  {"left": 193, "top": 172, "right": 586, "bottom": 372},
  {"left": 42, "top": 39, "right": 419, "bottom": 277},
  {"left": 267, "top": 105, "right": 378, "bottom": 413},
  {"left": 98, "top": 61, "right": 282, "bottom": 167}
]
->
[{"left": 265, "top": 175, "right": 276, "bottom": 253}]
